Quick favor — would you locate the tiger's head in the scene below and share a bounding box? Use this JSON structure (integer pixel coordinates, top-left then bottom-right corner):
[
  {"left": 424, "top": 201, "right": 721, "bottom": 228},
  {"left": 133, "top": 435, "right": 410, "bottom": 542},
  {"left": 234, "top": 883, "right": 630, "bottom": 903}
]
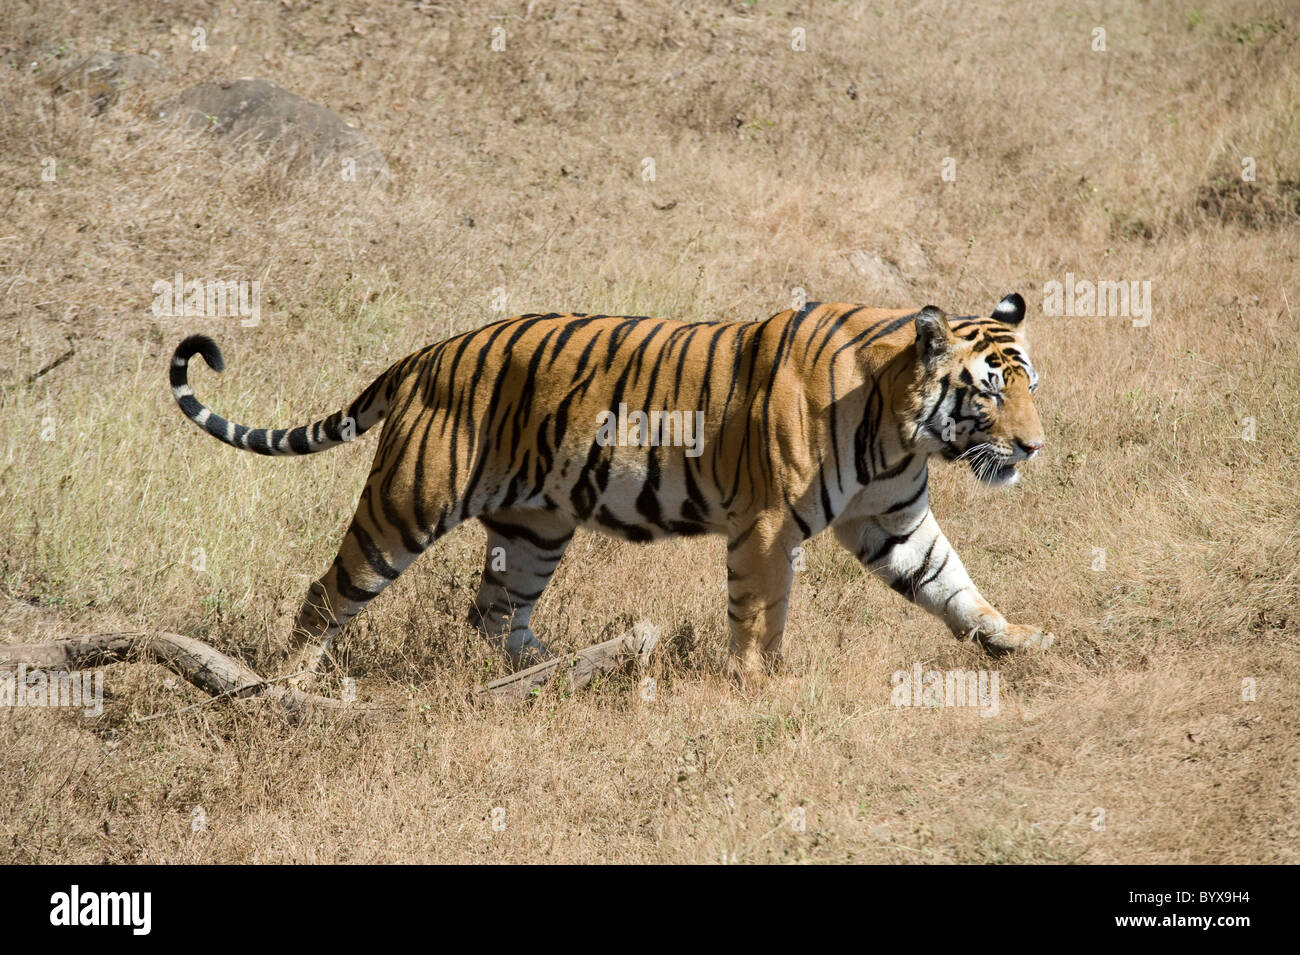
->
[{"left": 904, "top": 293, "right": 1044, "bottom": 487}]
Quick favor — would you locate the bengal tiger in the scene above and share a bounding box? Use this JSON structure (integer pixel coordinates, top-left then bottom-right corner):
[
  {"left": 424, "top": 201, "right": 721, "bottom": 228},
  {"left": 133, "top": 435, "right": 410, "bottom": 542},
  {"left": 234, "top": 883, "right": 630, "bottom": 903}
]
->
[{"left": 169, "top": 292, "right": 1051, "bottom": 684}]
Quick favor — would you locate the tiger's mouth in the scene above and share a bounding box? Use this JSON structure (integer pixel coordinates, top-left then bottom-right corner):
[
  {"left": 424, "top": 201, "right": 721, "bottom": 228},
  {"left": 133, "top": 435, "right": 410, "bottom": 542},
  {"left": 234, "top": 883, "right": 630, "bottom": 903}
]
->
[
  {"left": 969, "top": 457, "right": 1020, "bottom": 486},
  {"left": 957, "top": 444, "right": 1021, "bottom": 486}
]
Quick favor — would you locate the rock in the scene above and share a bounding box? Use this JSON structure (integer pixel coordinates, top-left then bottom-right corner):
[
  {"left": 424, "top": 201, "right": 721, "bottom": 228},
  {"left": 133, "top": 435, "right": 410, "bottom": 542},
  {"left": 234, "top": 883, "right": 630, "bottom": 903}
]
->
[
  {"left": 846, "top": 242, "right": 931, "bottom": 296},
  {"left": 48, "top": 51, "right": 168, "bottom": 114},
  {"left": 891, "top": 239, "right": 930, "bottom": 275},
  {"left": 155, "top": 78, "right": 390, "bottom": 183},
  {"left": 847, "top": 248, "right": 910, "bottom": 294}
]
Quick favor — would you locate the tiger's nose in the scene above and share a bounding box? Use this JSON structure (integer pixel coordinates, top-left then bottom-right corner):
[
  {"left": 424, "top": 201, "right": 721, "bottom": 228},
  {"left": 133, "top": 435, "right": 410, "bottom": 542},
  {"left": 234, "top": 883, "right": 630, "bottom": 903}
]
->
[{"left": 1017, "top": 438, "right": 1045, "bottom": 456}]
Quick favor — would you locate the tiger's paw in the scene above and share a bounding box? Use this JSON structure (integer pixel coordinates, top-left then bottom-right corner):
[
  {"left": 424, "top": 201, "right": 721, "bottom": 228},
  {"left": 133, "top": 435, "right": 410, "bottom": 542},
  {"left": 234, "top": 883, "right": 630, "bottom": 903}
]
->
[
  {"left": 973, "top": 622, "right": 1055, "bottom": 656},
  {"left": 284, "top": 643, "right": 332, "bottom": 688},
  {"left": 501, "top": 629, "right": 553, "bottom": 670},
  {"left": 725, "top": 645, "right": 785, "bottom": 696}
]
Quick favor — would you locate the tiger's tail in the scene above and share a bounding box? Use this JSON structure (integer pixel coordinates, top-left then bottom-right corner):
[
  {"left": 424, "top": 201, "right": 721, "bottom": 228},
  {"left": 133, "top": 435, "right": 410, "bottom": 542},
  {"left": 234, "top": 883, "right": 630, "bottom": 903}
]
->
[{"left": 169, "top": 335, "right": 393, "bottom": 455}]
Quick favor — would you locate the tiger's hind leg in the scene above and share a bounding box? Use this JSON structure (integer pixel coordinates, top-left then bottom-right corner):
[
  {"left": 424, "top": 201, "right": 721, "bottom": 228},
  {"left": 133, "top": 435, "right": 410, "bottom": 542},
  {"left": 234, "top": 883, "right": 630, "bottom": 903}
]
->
[
  {"left": 287, "top": 478, "right": 456, "bottom": 682},
  {"left": 725, "top": 510, "right": 803, "bottom": 686},
  {"left": 470, "top": 509, "right": 575, "bottom": 667}
]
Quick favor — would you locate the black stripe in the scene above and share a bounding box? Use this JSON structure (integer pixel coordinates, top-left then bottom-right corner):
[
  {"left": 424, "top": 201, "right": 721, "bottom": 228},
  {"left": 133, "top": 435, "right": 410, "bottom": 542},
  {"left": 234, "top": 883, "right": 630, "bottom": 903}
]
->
[
  {"left": 480, "top": 517, "right": 572, "bottom": 553},
  {"left": 889, "top": 539, "right": 936, "bottom": 600},
  {"left": 728, "top": 519, "right": 758, "bottom": 552},
  {"left": 353, "top": 522, "right": 401, "bottom": 580},
  {"left": 884, "top": 480, "right": 928, "bottom": 513},
  {"left": 918, "top": 550, "right": 949, "bottom": 589},
  {"left": 595, "top": 506, "right": 653, "bottom": 543},
  {"left": 334, "top": 562, "right": 382, "bottom": 603},
  {"left": 785, "top": 495, "right": 811, "bottom": 540}
]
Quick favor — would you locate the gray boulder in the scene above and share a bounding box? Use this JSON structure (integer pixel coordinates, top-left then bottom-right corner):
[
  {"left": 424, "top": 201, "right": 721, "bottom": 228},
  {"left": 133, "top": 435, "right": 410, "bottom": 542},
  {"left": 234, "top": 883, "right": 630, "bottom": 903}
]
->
[{"left": 155, "top": 78, "right": 390, "bottom": 182}]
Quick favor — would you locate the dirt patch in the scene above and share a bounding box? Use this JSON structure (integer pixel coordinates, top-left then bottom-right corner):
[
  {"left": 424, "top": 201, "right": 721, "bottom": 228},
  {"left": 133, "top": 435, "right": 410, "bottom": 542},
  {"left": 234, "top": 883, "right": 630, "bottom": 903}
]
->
[{"left": 1196, "top": 174, "right": 1300, "bottom": 227}]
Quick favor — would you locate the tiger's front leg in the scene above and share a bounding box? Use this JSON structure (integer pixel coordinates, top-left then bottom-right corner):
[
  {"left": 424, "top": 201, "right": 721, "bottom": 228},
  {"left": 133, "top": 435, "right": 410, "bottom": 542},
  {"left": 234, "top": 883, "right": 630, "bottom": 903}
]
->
[
  {"left": 725, "top": 510, "right": 803, "bottom": 684},
  {"left": 833, "top": 505, "right": 1053, "bottom": 655}
]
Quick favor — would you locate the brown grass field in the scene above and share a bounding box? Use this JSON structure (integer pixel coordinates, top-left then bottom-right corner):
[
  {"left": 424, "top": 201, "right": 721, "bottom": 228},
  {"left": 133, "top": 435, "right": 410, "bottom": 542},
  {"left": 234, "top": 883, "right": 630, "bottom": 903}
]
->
[{"left": 1, "top": 0, "right": 1297, "bottom": 864}]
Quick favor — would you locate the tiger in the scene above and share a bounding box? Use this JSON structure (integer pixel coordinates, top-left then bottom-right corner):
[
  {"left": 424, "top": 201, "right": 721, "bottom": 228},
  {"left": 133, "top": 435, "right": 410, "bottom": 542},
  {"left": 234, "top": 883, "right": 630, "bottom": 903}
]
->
[{"left": 169, "top": 292, "right": 1051, "bottom": 685}]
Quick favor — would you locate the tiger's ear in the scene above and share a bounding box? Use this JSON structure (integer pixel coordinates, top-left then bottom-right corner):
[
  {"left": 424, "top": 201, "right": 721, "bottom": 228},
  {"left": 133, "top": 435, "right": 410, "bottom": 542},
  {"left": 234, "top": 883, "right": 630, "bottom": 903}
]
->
[
  {"left": 914, "top": 306, "right": 954, "bottom": 370},
  {"left": 992, "top": 292, "right": 1026, "bottom": 327}
]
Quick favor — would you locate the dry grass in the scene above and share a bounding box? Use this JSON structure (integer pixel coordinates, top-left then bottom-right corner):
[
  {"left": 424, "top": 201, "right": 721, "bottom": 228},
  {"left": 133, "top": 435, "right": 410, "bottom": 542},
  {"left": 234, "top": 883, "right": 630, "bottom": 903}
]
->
[{"left": 1, "top": 0, "right": 1298, "bottom": 863}]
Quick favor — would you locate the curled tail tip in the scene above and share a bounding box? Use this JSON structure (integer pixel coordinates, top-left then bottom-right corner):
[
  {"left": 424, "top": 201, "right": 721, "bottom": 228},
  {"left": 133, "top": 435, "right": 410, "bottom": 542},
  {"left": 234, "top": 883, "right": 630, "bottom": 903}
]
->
[{"left": 173, "top": 334, "right": 225, "bottom": 373}]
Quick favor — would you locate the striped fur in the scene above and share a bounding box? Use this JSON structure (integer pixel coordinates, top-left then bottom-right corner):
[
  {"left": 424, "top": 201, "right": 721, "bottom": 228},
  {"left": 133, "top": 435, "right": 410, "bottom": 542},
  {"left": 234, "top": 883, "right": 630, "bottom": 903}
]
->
[{"left": 170, "top": 292, "right": 1049, "bottom": 682}]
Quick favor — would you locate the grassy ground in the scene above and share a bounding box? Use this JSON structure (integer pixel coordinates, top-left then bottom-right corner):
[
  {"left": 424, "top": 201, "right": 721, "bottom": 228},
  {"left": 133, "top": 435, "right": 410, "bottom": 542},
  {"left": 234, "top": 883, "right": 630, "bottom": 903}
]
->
[{"left": 1, "top": 0, "right": 1297, "bottom": 863}]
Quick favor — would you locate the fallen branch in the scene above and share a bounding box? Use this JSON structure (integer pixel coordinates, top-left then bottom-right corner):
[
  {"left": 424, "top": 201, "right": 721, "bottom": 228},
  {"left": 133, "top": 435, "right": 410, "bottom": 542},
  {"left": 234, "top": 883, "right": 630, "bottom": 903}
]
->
[
  {"left": 25, "top": 341, "right": 75, "bottom": 384},
  {"left": 475, "top": 620, "right": 660, "bottom": 703},
  {"left": 0, "top": 621, "right": 660, "bottom": 723},
  {"left": 0, "top": 631, "right": 375, "bottom": 723}
]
